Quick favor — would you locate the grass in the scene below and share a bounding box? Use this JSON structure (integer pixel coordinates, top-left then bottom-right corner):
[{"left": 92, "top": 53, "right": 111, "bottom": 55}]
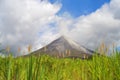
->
[{"left": 0, "top": 51, "right": 120, "bottom": 80}]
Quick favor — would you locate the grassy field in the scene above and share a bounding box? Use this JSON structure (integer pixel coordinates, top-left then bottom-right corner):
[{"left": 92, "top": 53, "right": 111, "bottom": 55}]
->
[{"left": 0, "top": 51, "right": 120, "bottom": 80}]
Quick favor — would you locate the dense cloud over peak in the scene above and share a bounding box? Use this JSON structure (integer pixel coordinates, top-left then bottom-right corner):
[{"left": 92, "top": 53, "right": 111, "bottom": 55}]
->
[{"left": 59, "top": 0, "right": 120, "bottom": 52}]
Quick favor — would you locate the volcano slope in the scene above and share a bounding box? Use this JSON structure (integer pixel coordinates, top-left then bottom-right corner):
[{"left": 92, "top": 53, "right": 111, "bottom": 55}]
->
[{"left": 30, "top": 36, "right": 94, "bottom": 59}]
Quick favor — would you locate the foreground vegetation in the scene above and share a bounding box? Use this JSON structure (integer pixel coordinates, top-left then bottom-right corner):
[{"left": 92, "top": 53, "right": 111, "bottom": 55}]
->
[{"left": 0, "top": 52, "right": 120, "bottom": 80}]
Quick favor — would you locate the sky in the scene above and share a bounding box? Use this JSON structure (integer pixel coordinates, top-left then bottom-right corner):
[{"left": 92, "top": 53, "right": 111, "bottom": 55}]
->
[
  {"left": 0, "top": 0, "right": 120, "bottom": 56},
  {"left": 50, "top": 0, "right": 110, "bottom": 17}
]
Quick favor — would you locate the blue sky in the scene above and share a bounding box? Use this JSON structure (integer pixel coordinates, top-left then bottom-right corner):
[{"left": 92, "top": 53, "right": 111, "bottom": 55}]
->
[{"left": 50, "top": 0, "right": 110, "bottom": 17}]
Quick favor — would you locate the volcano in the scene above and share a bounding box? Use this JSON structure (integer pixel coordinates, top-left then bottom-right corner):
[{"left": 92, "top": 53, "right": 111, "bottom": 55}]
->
[{"left": 31, "top": 36, "right": 94, "bottom": 59}]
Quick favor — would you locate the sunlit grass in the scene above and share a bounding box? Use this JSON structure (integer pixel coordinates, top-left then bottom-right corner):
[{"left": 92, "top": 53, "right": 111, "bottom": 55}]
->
[
  {"left": 0, "top": 52, "right": 120, "bottom": 80},
  {"left": 0, "top": 43, "right": 120, "bottom": 80}
]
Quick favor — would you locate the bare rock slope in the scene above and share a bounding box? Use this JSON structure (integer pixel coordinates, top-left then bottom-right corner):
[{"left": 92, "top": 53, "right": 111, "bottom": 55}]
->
[{"left": 31, "top": 36, "right": 94, "bottom": 59}]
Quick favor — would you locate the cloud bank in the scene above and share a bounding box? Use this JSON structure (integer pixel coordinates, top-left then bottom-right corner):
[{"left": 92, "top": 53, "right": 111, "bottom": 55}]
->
[
  {"left": 59, "top": 0, "right": 120, "bottom": 52},
  {"left": 0, "top": 0, "right": 61, "bottom": 56},
  {"left": 0, "top": 0, "right": 120, "bottom": 56}
]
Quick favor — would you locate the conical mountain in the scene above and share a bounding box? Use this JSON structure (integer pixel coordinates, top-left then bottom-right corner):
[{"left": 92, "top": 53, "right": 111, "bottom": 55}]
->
[{"left": 32, "top": 36, "right": 93, "bottom": 59}]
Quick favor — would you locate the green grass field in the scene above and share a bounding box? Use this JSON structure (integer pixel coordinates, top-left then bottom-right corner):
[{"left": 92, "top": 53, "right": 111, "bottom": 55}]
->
[{"left": 0, "top": 52, "right": 120, "bottom": 80}]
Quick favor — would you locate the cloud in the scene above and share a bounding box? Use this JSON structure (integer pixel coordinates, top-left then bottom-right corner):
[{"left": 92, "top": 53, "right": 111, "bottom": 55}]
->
[
  {"left": 0, "top": 0, "right": 120, "bottom": 56},
  {"left": 59, "top": 0, "right": 120, "bottom": 52},
  {"left": 0, "top": 0, "right": 61, "bottom": 56}
]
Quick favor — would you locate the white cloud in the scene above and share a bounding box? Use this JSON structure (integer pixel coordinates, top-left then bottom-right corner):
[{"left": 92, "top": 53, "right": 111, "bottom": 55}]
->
[
  {"left": 0, "top": 0, "right": 61, "bottom": 56},
  {"left": 59, "top": 0, "right": 120, "bottom": 53},
  {"left": 0, "top": 0, "right": 120, "bottom": 56}
]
